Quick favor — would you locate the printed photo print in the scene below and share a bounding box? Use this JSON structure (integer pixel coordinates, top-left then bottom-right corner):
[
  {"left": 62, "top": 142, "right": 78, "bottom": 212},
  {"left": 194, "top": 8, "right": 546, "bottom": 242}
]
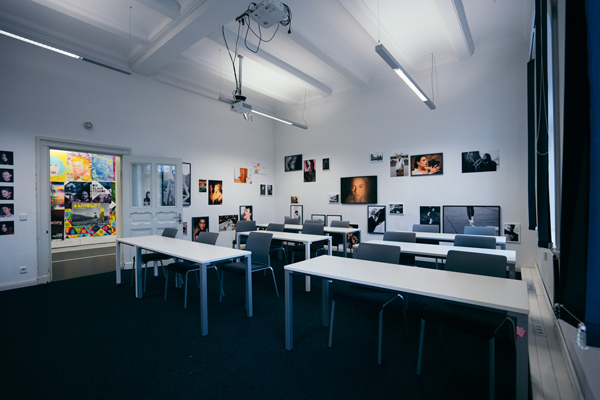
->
[{"left": 411, "top": 153, "right": 443, "bottom": 176}]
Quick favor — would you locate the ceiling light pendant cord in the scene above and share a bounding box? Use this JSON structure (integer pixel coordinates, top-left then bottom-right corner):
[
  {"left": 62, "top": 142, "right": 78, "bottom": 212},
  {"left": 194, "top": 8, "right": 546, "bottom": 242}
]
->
[
  {"left": 430, "top": 53, "right": 436, "bottom": 104},
  {"left": 128, "top": 6, "right": 132, "bottom": 69},
  {"left": 219, "top": 48, "right": 222, "bottom": 97},
  {"left": 377, "top": 0, "right": 380, "bottom": 44},
  {"left": 302, "top": 91, "right": 309, "bottom": 125}
]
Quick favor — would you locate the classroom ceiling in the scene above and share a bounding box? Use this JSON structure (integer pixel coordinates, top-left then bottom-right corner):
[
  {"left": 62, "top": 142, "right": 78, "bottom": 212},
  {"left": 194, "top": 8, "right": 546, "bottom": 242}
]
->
[{"left": 0, "top": 0, "right": 533, "bottom": 112}]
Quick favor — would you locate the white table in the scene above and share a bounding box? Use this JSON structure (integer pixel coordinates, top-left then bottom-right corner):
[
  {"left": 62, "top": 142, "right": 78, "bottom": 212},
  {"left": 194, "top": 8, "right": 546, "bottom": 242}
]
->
[
  {"left": 408, "top": 231, "right": 507, "bottom": 249},
  {"left": 116, "top": 235, "right": 251, "bottom": 336},
  {"left": 284, "top": 255, "right": 529, "bottom": 399},
  {"left": 363, "top": 239, "right": 518, "bottom": 278}
]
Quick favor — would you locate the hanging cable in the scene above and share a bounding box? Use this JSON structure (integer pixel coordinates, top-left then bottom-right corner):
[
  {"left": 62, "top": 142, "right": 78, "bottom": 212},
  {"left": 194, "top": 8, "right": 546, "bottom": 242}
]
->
[
  {"left": 430, "top": 53, "right": 437, "bottom": 104},
  {"left": 301, "top": 91, "right": 310, "bottom": 125}
]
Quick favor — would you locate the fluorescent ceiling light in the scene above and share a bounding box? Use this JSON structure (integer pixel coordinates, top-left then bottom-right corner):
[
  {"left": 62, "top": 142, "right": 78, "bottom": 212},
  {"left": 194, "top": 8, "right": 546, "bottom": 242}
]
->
[
  {"left": 0, "top": 29, "right": 82, "bottom": 59},
  {"left": 375, "top": 44, "right": 436, "bottom": 110},
  {"left": 218, "top": 96, "right": 308, "bottom": 129}
]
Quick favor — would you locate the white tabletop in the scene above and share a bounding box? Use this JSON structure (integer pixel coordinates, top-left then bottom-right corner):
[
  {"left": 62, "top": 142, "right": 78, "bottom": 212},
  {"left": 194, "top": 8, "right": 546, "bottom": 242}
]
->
[
  {"left": 238, "top": 230, "right": 331, "bottom": 243},
  {"left": 410, "top": 231, "right": 507, "bottom": 246},
  {"left": 256, "top": 223, "right": 360, "bottom": 234}
]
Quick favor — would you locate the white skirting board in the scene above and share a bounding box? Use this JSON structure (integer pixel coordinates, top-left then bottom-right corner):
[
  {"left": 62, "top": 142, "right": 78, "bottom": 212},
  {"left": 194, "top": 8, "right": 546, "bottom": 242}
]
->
[{"left": 0, "top": 278, "right": 38, "bottom": 292}]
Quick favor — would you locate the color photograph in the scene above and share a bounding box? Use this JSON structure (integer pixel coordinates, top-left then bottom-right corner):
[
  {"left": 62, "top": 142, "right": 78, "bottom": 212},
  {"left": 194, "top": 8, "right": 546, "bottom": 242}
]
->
[
  {"left": 411, "top": 153, "right": 443, "bottom": 176},
  {"left": 1, "top": 221, "right": 15, "bottom": 235},
  {"left": 199, "top": 179, "right": 207, "bottom": 192},
  {"left": 51, "top": 183, "right": 65, "bottom": 210},
  {"left": 240, "top": 205, "right": 253, "bottom": 221},
  {"left": 218, "top": 215, "right": 238, "bottom": 231},
  {"left": 192, "top": 216, "right": 209, "bottom": 241},
  {"left": 208, "top": 180, "right": 223, "bottom": 205},
  {"left": 1, "top": 186, "right": 14, "bottom": 200},
  {"left": 1, "top": 168, "right": 14, "bottom": 183},
  {"left": 284, "top": 154, "right": 302, "bottom": 171},
  {"left": 50, "top": 150, "right": 67, "bottom": 182},
  {"left": 64, "top": 182, "right": 91, "bottom": 209},
  {"left": 462, "top": 150, "right": 499, "bottom": 173},
  {"left": 0, "top": 151, "right": 14, "bottom": 166},
  {"left": 67, "top": 152, "right": 92, "bottom": 182},
  {"left": 1, "top": 204, "right": 14, "bottom": 218},
  {"left": 92, "top": 154, "right": 115, "bottom": 182},
  {"left": 234, "top": 167, "right": 252, "bottom": 184},
  {"left": 340, "top": 176, "right": 377, "bottom": 204},
  {"left": 304, "top": 159, "right": 316, "bottom": 182}
]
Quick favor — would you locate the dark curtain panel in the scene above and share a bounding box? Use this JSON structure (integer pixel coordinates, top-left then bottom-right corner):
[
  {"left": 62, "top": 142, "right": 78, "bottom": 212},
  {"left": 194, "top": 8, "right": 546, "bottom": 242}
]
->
[{"left": 527, "top": 60, "right": 537, "bottom": 230}]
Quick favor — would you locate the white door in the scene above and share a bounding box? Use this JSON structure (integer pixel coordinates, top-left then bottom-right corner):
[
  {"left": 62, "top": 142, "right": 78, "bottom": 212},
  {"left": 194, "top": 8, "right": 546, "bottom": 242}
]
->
[{"left": 121, "top": 155, "right": 183, "bottom": 268}]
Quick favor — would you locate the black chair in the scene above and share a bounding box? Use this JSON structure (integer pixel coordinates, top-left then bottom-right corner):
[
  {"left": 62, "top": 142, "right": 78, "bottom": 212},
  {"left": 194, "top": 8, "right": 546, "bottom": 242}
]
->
[
  {"left": 232, "top": 220, "right": 256, "bottom": 248},
  {"left": 454, "top": 234, "right": 496, "bottom": 249},
  {"left": 130, "top": 227, "right": 178, "bottom": 292},
  {"left": 163, "top": 232, "right": 220, "bottom": 308},
  {"left": 220, "top": 232, "right": 278, "bottom": 302},
  {"left": 267, "top": 223, "right": 288, "bottom": 264},
  {"left": 329, "top": 220, "right": 350, "bottom": 256},
  {"left": 291, "top": 223, "right": 327, "bottom": 263},
  {"left": 383, "top": 231, "right": 416, "bottom": 265},
  {"left": 329, "top": 243, "right": 407, "bottom": 364},
  {"left": 412, "top": 224, "right": 439, "bottom": 233},
  {"left": 284, "top": 218, "right": 300, "bottom": 225},
  {"left": 464, "top": 225, "right": 497, "bottom": 236},
  {"left": 417, "top": 251, "right": 513, "bottom": 400},
  {"left": 304, "top": 219, "right": 323, "bottom": 225}
]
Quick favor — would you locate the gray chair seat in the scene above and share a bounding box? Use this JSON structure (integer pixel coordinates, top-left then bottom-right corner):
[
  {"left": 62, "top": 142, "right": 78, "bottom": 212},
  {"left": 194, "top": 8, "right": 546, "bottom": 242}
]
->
[
  {"left": 131, "top": 227, "right": 178, "bottom": 292},
  {"left": 383, "top": 231, "right": 416, "bottom": 265}
]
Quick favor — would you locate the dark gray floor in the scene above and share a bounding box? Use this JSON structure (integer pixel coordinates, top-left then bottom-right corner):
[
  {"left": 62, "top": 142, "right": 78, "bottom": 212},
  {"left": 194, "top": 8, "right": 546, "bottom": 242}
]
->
[{"left": 52, "top": 245, "right": 116, "bottom": 281}]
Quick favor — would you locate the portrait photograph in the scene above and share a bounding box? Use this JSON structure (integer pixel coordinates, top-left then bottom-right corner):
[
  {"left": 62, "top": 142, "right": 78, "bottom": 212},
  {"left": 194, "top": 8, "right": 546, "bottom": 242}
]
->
[
  {"left": 64, "top": 181, "right": 91, "bottom": 209},
  {"left": 208, "top": 180, "right": 223, "bottom": 205},
  {"left": 182, "top": 162, "right": 191, "bottom": 206},
  {"left": 267, "top": 185, "right": 273, "bottom": 196},
  {"left": 304, "top": 159, "right": 316, "bottom": 182},
  {"left": 1, "top": 221, "right": 15, "bottom": 235},
  {"left": 240, "top": 205, "right": 253, "bottom": 221},
  {"left": 1, "top": 204, "right": 14, "bottom": 218},
  {"left": 370, "top": 152, "right": 383, "bottom": 162},
  {"left": 260, "top": 184, "right": 266, "bottom": 195},
  {"left": 192, "top": 216, "right": 210, "bottom": 241},
  {"left": 390, "top": 204, "right": 404, "bottom": 214},
  {"left": 340, "top": 176, "right": 377, "bottom": 204},
  {"left": 66, "top": 152, "right": 92, "bottom": 182},
  {"left": 390, "top": 153, "right": 409, "bottom": 177},
  {"left": 462, "top": 150, "right": 500, "bottom": 173},
  {"left": 284, "top": 154, "right": 303, "bottom": 172},
  {"left": 199, "top": 179, "right": 207, "bottom": 193},
  {"left": 346, "top": 224, "right": 359, "bottom": 249},
  {"left": 290, "top": 205, "right": 303, "bottom": 222},
  {"left": 1, "top": 186, "right": 14, "bottom": 200},
  {"left": 442, "top": 205, "right": 500, "bottom": 234},
  {"left": 1, "top": 168, "right": 14, "bottom": 183},
  {"left": 504, "top": 223, "right": 521, "bottom": 243},
  {"left": 219, "top": 215, "right": 238, "bottom": 231},
  {"left": 329, "top": 193, "right": 340, "bottom": 204},
  {"left": 323, "top": 158, "right": 330, "bottom": 170},
  {"left": 367, "top": 205, "right": 386, "bottom": 233},
  {"left": 411, "top": 153, "right": 443, "bottom": 176},
  {"left": 0, "top": 151, "right": 14, "bottom": 166},
  {"left": 420, "top": 206, "right": 441, "bottom": 226}
]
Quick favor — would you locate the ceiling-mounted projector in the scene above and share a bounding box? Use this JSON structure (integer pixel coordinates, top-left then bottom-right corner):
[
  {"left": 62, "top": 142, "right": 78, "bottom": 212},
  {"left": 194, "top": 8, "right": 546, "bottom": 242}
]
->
[
  {"left": 248, "top": 0, "right": 288, "bottom": 28},
  {"left": 230, "top": 101, "right": 252, "bottom": 114}
]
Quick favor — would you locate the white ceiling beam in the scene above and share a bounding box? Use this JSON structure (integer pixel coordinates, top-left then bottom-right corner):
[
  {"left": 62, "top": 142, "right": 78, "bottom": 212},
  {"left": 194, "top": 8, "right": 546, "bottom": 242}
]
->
[
  {"left": 130, "top": 0, "right": 247, "bottom": 76},
  {"left": 135, "top": 0, "right": 180, "bottom": 20},
  {"left": 208, "top": 29, "right": 332, "bottom": 98},
  {"left": 435, "top": 0, "right": 475, "bottom": 60}
]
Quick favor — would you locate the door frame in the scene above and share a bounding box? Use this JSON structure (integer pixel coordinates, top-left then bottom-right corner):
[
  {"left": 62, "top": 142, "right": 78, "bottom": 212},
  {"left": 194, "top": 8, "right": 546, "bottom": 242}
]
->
[{"left": 35, "top": 136, "right": 131, "bottom": 284}]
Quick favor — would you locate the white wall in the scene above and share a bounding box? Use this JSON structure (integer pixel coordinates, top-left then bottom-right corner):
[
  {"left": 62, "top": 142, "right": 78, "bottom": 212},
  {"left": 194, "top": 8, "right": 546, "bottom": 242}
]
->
[
  {"left": 0, "top": 35, "right": 277, "bottom": 288},
  {"left": 274, "top": 44, "right": 537, "bottom": 268}
]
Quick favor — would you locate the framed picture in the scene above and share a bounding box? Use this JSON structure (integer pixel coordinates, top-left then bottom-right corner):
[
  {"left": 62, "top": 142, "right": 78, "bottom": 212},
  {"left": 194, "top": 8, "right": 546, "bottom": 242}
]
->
[
  {"left": 253, "top": 161, "right": 266, "bottom": 175},
  {"left": 234, "top": 167, "right": 252, "bottom": 184},
  {"left": 304, "top": 159, "right": 316, "bottom": 182},
  {"left": 347, "top": 224, "right": 360, "bottom": 250},
  {"left": 51, "top": 209, "right": 63, "bottom": 239},
  {"left": 182, "top": 162, "right": 191, "bottom": 206},
  {"left": 240, "top": 205, "right": 253, "bottom": 221},
  {"left": 311, "top": 214, "right": 326, "bottom": 225},
  {"left": 191, "top": 216, "right": 210, "bottom": 240},
  {"left": 183, "top": 222, "right": 187, "bottom": 236},
  {"left": 284, "top": 154, "right": 302, "bottom": 172},
  {"left": 411, "top": 153, "right": 443, "bottom": 176},
  {"left": 442, "top": 205, "right": 501, "bottom": 235},
  {"left": 462, "top": 150, "right": 499, "bottom": 173},
  {"left": 267, "top": 185, "right": 273, "bottom": 195},
  {"left": 323, "top": 158, "right": 330, "bottom": 170},
  {"left": 0, "top": 151, "right": 14, "bottom": 166},
  {"left": 367, "top": 205, "right": 386, "bottom": 233},
  {"left": 328, "top": 193, "right": 340, "bottom": 204},
  {"left": 0, "top": 168, "right": 14, "bottom": 183},
  {"left": 420, "top": 206, "right": 441, "bottom": 226},
  {"left": 504, "top": 223, "right": 521, "bottom": 243},
  {"left": 390, "top": 204, "right": 404, "bottom": 214},
  {"left": 370, "top": 152, "right": 383, "bottom": 162},
  {"left": 290, "top": 205, "right": 303, "bottom": 222},
  {"left": 1, "top": 204, "right": 14, "bottom": 218},
  {"left": 327, "top": 214, "right": 342, "bottom": 226},
  {"left": 219, "top": 215, "right": 238, "bottom": 231},
  {"left": 1, "top": 186, "right": 14, "bottom": 200},
  {"left": 0, "top": 220, "right": 15, "bottom": 235},
  {"left": 260, "top": 184, "right": 266, "bottom": 195},
  {"left": 199, "top": 179, "right": 207, "bottom": 192},
  {"left": 390, "top": 153, "right": 409, "bottom": 177},
  {"left": 208, "top": 180, "right": 223, "bottom": 205},
  {"left": 291, "top": 196, "right": 299, "bottom": 204},
  {"left": 340, "top": 176, "right": 377, "bottom": 204}
]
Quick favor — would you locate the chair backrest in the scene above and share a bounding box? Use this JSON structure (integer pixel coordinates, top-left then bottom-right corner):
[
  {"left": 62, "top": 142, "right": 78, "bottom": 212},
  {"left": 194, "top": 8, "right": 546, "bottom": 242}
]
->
[
  {"left": 355, "top": 243, "right": 400, "bottom": 264},
  {"left": 284, "top": 218, "right": 300, "bottom": 225},
  {"left": 267, "top": 223, "right": 285, "bottom": 232},
  {"left": 383, "top": 231, "right": 416, "bottom": 243},
  {"left": 412, "top": 224, "right": 439, "bottom": 233},
  {"left": 196, "top": 232, "right": 219, "bottom": 245},
  {"left": 454, "top": 234, "right": 496, "bottom": 249},
  {"left": 445, "top": 250, "right": 507, "bottom": 278},
  {"left": 236, "top": 220, "right": 256, "bottom": 233},
  {"left": 330, "top": 220, "right": 350, "bottom": 228},
  {"left": 302, "top": 223, "right": 324, "bottom": 235},
  {"left": 304, "top": 219, "right": 323, "bottom": 225},
  {"left": 162, "top": 228, "right": 178, "bottom": 238},
  {"left": 245, "top": 232, "right": 273, "bottom": 265},
  {"left": 463, "top": 225, "right": 497, "bottom": 236}
]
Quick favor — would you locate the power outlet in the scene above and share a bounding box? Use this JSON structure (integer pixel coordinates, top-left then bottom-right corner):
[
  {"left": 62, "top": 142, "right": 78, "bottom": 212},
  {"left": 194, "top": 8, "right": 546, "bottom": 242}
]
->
[{"left": 19, "top": 266, "right": 27, "bottom": 274}]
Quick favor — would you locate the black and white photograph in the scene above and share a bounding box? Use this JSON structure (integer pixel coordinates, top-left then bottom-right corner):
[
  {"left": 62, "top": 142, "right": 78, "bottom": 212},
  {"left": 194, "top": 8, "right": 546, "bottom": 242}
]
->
[
  {"left": 159, "top": 164, "right": 176, "bottom": 206},
  {"left": 367, "top": 205, "right": 386, "bottom": 233},
  {"left": 323, "top": 158, "right": 329, "bottom": 170},
  {"left": 267, "top": 185, "right": 273, "bottom": 195},
  {"left": 390, "top": 153, "right": 409, "bottom": 177},
  {"left": 1, "top": 168, "right": 14, "bottom": 183},
  {"left": 328, "top": 193, "right": 340, "bottom": 204},
  {"left": 284, "top": 154, "right": 303, "bottom": 172},
  {"left": 240, "top": 205, "right": 253, "bottom": 221},
  {"left": 1, "top": 186, "right": 14, "bottom": 200},
  {"left": 411, "top": 153, "right": 443, "bottom": 176},
  {"left": 504, "top": 223, "right": 521, "bottom": 243},
  {"left": 219, "top": 215, "right": 238, "bottom": 231},
  {"left": 420, "top": 206, "right": 441, "bottom": 226},
  {"left": 311, "top": 214, "right": 326, "bottom": 225},
  {"left": 182, "top": 162, "right": 191, "bottom": 206},
  {"left": 1, "top": 204, "right": 14, "bottom": 218},
  {"left": 0, "top": 221, "right": 15, "bottom": 235},
  {"left": 260, "top": 184, "right": 266, "bottom": 195},
  {"left": 0, "top": 151, "right": 13, "bottom": 166},
  {"left": 370, "top": 152, "right": 383, "bottom": 162},
  {"left": 443, "top": 205, "right": 501, "bottom": 234},
  {"left": 290, "top": 205, "right": 303, "bottom": 222},
  {"left": 390, "top": 204, "right": 404, "bottom": 214},
  {"left": 462, "top": 150, "right": 499, "bottom": 173}
]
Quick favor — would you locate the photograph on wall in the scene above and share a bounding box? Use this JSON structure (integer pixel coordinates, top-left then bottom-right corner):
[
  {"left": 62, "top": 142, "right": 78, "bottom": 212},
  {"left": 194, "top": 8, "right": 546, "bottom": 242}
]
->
[
  {"left": 323, "top": 158, "right": 330, "bottom": 171},
  {"left": 267, "top": 185, "right": 273, "bottom": 196},
  {"left": 253, "top": 161, "right": 267, "bottom": 175},
  {"left": 504, "top": 223, "right": 521, "bottom": 243},
  {"left": 327, "top": 215, "right": 342, "bottom": 225},
  {"left": 67, "top": 152, "right": 92, "bottom": 182},
  {"left": 1, "top": 186, "right": 14, "bottom": 200},
  {"left": 347, "top": 224, "right": 360, "bottom": 250},
  {"left": 420, "top": 206, "right": 441, "bottom": 226},
  {"left": 183, "top": 222, "right": 187, "bottom": 236},
  {"left": 91, "top": 181, "right": 112, "bottom": 203},
  {"left": 1, "top": 168, "right": 13, "bottom": 183},
  {"left": 51, "top": 183, "right": 65, "bottom": 210},
  {"left": 51, "top": 209, "right": 63, "bottom": 239},
  {"left": 0, "top": 150, "right": 14, "bottom": 166},
  {"left": 50, "top": 150, "right": 68, "bottom": 182},
  {"left": 312, "top": 214, "right": 326, "bottom": 225},
  {"left": 390, "top": 153, "right": 409, "bottom": 177},
  {"left": 370, "top": 152, "right": 383, "bottom": 162},
  {"left": 240, "top": 205, "right": 253, "bottom": 221},
  {"left": 208, "top": 180, "right": 223, "bottom": 205},
  {"left": 367, "top": 205, "right": 386, "bottom": 233},
  {"left": 1, "top": 204, "right": 14, "bottom": 218},
  {"left": 0, "top": 221, "right": 14, "bottom": 235},
  {"left": 219, "top": 215, "right": 238, "bottom": 231},
  {"left": 234, "top": 167, "right": 252, "bottom": 184},
  {"left": 291, "top": 196, "right": 299, "bottom": 204},
  {"left": 92, "top": 154, "right": 115, "bottom": 182},
  {"left": 390, "top": 204, "right": 404, "bottom": 214},
  {"left": 70, "top": 202, "right": 110, "bottom": 226},
  {"left": 159, "top": 164, "right": 176, "bottom": 206},
  {"left": 329, "top": 194, "right": 340, "bottom": 204},
  {"left": 192, "top": 216, "right": 210, "bottom": 241},
  {"left": 290, "top": 205, "right": 303, "bottom": 222},
  {"left": 182, "top": 162, "right": 191, "bottom": 206},
  {"left": 260, "top": 184, "right": 266, "bottom": 195},
  {"left": 304, "top": 159, "right": 316, "bottom": 182},
  {"left": 340, "top": 176, "right": 377, "bottom": 204},
  {"left": 442, "top": 205, "right": 501, "bottom": 234},
  {"left": 284, "top": 154, "right": 302, "bottom": 172},
  {"left": 411, "top": 153, "right": 443, "bottom": 176},
  {"left": 64, "top": 182, "right": 91, "bottom": 208},
  {"left": 199, "top": 179, "right": 207, "bottom": 193},
  {"left": 462, "top": 150, "right": 499, "bottom": 173}
]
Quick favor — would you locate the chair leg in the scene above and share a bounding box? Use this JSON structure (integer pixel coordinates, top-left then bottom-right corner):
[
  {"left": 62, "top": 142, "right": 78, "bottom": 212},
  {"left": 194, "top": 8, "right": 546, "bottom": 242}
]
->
[
  {"left": 164, "top": 270, "right": 169, "bottom": 301},
  {"left": 268, "top": 267, "right": 279, "bottom": 297},
  {"left": 219, "top": 271, "right": 225, "bottom": 302},
  {"left": 378, "top": 309, "right": 384, "bottom": 364},
  {"left": 417, "top": 319, "right": 426, "bottom": 375},
  {"left": 328, "top": 300, "right": 336, "bottom": 347},
  {"left": 489, "top": 337, "right": 495, "bottom": 400},
  {"left": 184, "top": 272, "right": 189, "bottom": 309}
]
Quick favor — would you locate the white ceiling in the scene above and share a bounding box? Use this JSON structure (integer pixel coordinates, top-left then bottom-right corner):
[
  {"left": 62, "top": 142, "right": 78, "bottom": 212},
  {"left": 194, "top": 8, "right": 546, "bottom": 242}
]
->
[{"left": 0, "top": 0, "right": 534, "bottom": 112}]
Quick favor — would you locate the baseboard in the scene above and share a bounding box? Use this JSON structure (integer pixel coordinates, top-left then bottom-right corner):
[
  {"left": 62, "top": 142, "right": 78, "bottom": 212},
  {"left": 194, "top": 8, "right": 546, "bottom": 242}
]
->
[{"left": 0, "top": 278, "right": 38, "bottom": 292}]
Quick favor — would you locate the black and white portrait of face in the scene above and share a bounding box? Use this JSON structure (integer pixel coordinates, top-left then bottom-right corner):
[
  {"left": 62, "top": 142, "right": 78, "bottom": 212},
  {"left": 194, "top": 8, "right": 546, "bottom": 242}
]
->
[{"left": 284, "top": 155, "right": 303, "bottom": 172}]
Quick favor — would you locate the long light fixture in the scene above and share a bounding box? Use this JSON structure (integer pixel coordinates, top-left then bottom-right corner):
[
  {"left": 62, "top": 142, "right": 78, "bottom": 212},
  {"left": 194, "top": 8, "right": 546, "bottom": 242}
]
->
[
  {"left": 218, "top": 96, "right": 308, "bottom": 129},
  {"left": 375, "top": 43, "right": 436, "bottom": 110}
]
